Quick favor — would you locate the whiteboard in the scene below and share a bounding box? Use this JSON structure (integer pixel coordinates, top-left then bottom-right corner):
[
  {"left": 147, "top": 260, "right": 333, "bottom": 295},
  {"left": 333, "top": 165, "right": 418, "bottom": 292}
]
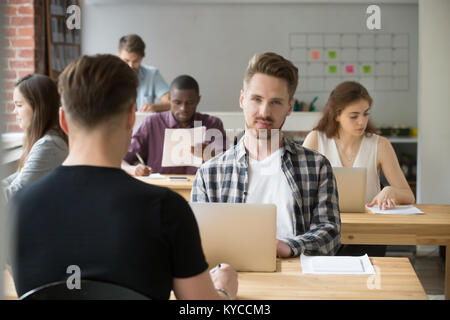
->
[{"left": 82, "top": 2, "right": 418, "bottom": 127}]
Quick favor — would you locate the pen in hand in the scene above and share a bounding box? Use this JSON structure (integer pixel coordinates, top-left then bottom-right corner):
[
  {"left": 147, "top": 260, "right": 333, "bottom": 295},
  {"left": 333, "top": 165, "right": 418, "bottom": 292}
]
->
[
  {"left": 134, "top": 153, "right": 152, "bottom": 176},
  {"left": 136, "top": 152, "right": 145, "bottom": 165}
]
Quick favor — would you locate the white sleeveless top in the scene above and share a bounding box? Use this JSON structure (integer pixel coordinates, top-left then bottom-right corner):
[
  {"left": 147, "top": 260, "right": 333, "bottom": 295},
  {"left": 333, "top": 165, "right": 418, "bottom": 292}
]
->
[{"left": 317, "top": 131, "right": 381, "bottom": 203}]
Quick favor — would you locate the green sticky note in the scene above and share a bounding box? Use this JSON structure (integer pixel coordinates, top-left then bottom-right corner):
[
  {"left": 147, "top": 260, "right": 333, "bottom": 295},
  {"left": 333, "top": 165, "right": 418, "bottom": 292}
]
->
[
  {"left": 328, "top": 50, "right": 337, "bottom": 59},
  {"left": 328, "top": 65, "right": 337, "bottom": 74},
  {"left": 362, "top": 65, "right": 372, "bottom": 74}
]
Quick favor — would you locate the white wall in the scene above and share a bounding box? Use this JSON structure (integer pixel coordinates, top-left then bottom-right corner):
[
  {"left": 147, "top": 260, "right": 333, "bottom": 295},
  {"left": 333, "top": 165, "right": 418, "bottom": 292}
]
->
[
  {"left": 81, "top": 1, "right": 418, "bottom": 128},
  {"left": 417, "top": 0, "right": 450, "bottom": 204}
]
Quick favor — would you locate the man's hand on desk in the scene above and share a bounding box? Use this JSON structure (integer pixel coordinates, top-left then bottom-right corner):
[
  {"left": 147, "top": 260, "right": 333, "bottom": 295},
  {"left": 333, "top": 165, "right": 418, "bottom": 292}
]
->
[
  {"left": 276, "top": 240, "right": 293, "bottom": 258},
  {"left": 191, "top": 142, "right": 216, "bottom": 162},
  {"left": 121, "top": 161, "right": 152, "bottom": 176},
  {"left": 140, "top": 103, "right": 157, "bottom": 112},
  {"left": 135, "top": 164, "right": 152, "bottom": 176},
  {"left": 209, "top": 263, "right": 238, "bottom": 300},
  {"left": 140, "top": 103, "right": 170, "bottom": 113}
]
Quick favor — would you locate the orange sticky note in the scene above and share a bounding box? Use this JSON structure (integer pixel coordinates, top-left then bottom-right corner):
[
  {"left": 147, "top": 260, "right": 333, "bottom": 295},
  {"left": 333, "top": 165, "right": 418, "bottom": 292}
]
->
[{"left": 311, "top": 50, "right": 320, "bottom": 60}]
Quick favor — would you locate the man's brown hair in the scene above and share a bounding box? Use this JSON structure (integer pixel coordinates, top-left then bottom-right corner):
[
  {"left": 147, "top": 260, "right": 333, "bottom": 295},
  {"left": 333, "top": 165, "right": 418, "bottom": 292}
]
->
[
  {"left": 118, "top": 34, "right": 146, "bottom": 57},
  {"left": 314, "top": 81, "right": 378, "bottom": 138},
  {"left": 243, "top": 52, "right": 299, "bottom": 99},
  {"left": 58, "top": 54, "right": 138, "bottom": 128}
]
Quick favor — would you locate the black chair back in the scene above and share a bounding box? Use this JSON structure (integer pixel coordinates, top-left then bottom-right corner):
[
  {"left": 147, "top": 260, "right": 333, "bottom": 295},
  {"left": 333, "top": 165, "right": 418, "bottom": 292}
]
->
[{"left": 20, "top": 280, "right": 151, "bottom": 300}]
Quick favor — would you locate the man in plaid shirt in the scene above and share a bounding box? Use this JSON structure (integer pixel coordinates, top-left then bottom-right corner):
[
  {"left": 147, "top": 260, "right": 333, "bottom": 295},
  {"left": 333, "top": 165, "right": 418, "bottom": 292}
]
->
[{"left": 191, "top": 52, "right": 341, "bottom": 258}]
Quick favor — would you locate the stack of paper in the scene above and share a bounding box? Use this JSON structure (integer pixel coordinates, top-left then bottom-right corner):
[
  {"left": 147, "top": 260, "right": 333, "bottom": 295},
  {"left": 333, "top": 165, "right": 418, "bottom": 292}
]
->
[
  {"left": 366, "top": 205, "right": 424, "bottom": 215},
  {"left": 139, "top": 173, "right": 166, "bottom": 179},
  {"left": 300, "top": 254, "right": 375, "bottom": 275}
]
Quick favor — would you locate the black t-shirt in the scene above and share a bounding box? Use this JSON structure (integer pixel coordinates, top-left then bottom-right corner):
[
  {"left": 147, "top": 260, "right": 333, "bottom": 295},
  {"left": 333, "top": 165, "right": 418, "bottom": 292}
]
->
[{"left": 10, "top": 165, "right": 208, "bottom": 299}]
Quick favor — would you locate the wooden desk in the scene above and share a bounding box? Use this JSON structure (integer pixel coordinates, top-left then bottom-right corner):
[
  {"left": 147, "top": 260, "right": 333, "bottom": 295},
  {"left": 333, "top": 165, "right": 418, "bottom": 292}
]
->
[
  {"left": 341, "top": 204, "right": 450, "bottom": 299},
  {"left": 135, "top": 174, "right": 195, "bottom": 201},
  {"left": 128, "top": 177, "right": 450, "bottom": 299},
  {"left": 116, "top": 176, "right": 450, "bottom": 299},
  {"left": 5, "top": 257, "right": 426, "bottom": 300},
  {"left": 238, "top": 257, "right": 427, "bottom": 300}
]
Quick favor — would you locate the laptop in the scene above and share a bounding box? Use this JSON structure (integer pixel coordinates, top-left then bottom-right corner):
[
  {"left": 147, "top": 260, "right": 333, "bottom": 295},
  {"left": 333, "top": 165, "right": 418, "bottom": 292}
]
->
[
  {"left": 189, "top": 202, "right": 277, "bottom": 272},
  {"left": 332, "top": 167, "right": 367, "bottom": 213}
]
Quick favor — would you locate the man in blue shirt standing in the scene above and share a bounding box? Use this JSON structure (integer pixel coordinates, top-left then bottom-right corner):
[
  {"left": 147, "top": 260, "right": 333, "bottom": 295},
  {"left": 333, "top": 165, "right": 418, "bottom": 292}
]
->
[{"left": 118, "top": 34, "right": 170, "bottom": 112}]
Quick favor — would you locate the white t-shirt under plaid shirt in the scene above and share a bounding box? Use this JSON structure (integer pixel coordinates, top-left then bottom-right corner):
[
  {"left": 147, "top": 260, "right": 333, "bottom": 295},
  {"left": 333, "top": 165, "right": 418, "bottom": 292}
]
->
[
  {"left": 246, "top": 148, "right": 295, "bottom": 240},
  {"left": 191, "top": 135, "right": 341, "bottom": 257}
]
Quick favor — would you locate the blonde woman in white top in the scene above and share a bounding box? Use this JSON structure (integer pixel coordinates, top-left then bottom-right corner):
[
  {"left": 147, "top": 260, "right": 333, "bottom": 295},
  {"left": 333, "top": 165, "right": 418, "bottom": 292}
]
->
[{"left": 303, "top": 81, "right": 415, "bottom": 210}]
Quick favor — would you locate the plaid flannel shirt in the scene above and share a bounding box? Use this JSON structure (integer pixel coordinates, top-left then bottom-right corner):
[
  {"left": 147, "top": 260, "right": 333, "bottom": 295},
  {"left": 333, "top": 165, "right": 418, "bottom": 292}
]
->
[{"left": 191, "top": 135, "right": 341, "bottom": 257}]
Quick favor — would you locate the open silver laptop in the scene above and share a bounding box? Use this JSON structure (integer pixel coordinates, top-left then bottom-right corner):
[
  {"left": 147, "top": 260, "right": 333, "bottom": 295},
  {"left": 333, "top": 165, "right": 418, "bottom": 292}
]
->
[
  {"left": 333, "top": 167, "right": 367, "bottom": 213},
  {"left": 189, "top": 202, "right": 277, "bottom": 272}
]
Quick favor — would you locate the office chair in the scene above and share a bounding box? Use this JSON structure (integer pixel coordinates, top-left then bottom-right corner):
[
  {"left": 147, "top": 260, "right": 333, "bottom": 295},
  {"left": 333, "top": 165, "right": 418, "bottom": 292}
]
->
[{"left": 20, "top": 280, "right": 151, "bottom": 300}]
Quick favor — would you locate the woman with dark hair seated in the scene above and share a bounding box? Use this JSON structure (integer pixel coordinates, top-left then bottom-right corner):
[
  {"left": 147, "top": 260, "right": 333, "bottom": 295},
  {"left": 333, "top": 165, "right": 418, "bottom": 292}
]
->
[
  {"left": 303, "top": 81, "right": 415, "bottom": 256},
  {"left": 2, "top": 74, "right": 68, "bottom": 201}
]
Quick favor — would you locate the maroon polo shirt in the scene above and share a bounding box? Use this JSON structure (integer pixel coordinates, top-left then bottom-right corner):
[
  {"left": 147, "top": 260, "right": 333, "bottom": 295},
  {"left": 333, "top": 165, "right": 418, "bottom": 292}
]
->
[{"left": 124, "top": 111, "right": 227, "bottom": 174}]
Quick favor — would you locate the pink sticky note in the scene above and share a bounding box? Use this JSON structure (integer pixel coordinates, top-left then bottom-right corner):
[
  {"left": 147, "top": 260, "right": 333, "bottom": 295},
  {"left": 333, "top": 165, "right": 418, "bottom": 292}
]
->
[
  {"left": 311, "top": 50, "right": 320, "bottom": 60},
  {"left": 345, "top": 65, "right": 355, "bottom": 74}
]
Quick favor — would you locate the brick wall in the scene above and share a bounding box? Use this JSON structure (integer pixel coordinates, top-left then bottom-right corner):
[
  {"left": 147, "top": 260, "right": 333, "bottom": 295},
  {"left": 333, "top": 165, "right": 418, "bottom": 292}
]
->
[{"left": 3, "top": 0, "right": 45, "bottom": 132}]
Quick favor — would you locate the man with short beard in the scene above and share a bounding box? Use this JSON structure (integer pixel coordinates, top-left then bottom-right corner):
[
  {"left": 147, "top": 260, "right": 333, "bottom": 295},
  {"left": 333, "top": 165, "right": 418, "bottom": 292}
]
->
[{"left": 191, "top": 52, "right": 341, "bottom": 258}]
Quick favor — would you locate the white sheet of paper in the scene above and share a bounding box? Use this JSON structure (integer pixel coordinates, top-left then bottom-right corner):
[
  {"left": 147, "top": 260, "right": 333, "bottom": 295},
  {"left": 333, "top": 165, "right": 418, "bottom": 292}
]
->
[
  {"left": 161, "top": 127, "right": 206, "bottom": 167},
  {"left": 300, "top": 254, "right": 375, "bottom": 275},
  {"left": 366, "top": 205, "right": 424, "bottom": 215},
  {"left": 139, "top": 173, "right": 166, "bottom": 179}
]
